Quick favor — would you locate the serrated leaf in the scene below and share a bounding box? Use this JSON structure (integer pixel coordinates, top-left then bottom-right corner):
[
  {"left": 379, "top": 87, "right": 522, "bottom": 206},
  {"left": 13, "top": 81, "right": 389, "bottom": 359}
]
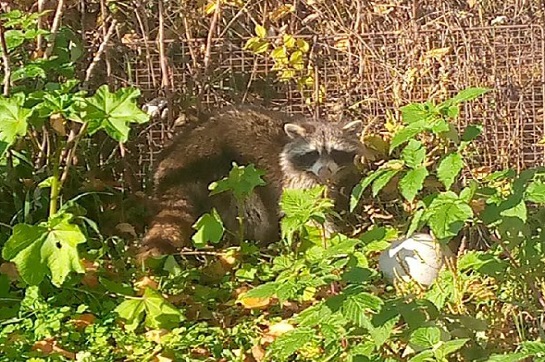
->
[
  {"left": 242, "top": 282, "right": 279, "bottom": 299},
  {"left": 399, "top": 166, "right": 428, "bottom": 202},
  {"left": 209, "top": 163, "right": 266, "bottom": 201},
  {"left": 400, "top": 103, "right": 429, "bottom": 124},
  {"left": 485, "top": 353, "right": 528, "bottom": 362},
  {"left": 439, "top": 338, "right": 469, "bottom": 355},
  {"left": 372, "top": 169, "right": 399, "bottom": 197},
  {"left": 451, "top": 87, "right": 491, "bottom": 104},
  {"left": 2, "top": 213, "right": 86, "bottom": 286},
  {"left": 408, "top": 350, "right": 435, "bottom": 362},
  {"left": 410, "top": 326, "right": 442, "bottom": 349},
  {"left": 191, "top": 208, "right": 224, "bottom": 248},
  {"left": 75, "top": 85, "right": 149, "bottom": 143},
  {"left": 390, "top": 120, "right": 428, "bottom": 152},
  {"left": 401, "top": 139, "right": 426, "bottom": 168},
  {"left": 267, "top": 327, "right": 315, "bottom": 360},
  {"left": 426, "top": 192, "right": 473, "bottom": 241},
  {"left": 437, "top": 153, "right": 464, "bottom": 190}
]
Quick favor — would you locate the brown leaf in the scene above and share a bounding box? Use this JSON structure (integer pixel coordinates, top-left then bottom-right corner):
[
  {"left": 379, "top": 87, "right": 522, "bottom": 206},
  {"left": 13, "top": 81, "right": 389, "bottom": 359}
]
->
[
  {"left": 251, "top": 345, "right": 266, "bottom": 361},
  {"left": 71, "top": 314, "right": 97, "bottom": 330},
  {"left": 49, "top": 113, "right": 66, "bottom": 136},
  {"left": 33, "top": 338, "right": 76, "bottom": 360},
  {"left": 115, "top": 223, "right": 137, "bottom": 237},
  {"left": 0, "top": 262, "right": 19, "bottom": 281},
  {"left": 145, "top": 329, "right": 169, "bottom": 344},
  {"left": 135, "top": 276, "right": 159, "bottom": 296}
]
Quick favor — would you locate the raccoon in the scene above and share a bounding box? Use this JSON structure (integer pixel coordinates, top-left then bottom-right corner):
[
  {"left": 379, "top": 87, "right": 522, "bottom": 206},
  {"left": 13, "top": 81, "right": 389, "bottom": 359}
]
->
[{"left": 139, "top": 105, "right": 364, "bottom": 258}]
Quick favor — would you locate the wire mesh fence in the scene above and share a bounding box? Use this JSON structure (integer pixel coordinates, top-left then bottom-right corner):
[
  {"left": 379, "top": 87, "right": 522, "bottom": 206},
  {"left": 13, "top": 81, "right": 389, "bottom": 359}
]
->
[{"left": 114, "top": 24, "right": 545, "bottom": 188}]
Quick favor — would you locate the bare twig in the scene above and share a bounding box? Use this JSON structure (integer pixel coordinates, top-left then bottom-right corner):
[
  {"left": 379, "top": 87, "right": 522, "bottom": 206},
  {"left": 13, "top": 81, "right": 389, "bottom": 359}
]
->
[
  {"left": 36, "top": 0, "right": 46, "bottom": 50},
  {"left": 44, "top": 0, "right": 65, "bottom": 59},
  {"left": 0, "top": 13, "right": 10, "bottom": 96},
  {"left": 157, "top": 0, "right": 170, "bottom": 89},
  {"left": 203, "top": 0, "right": 221, "bottom": 72},
  {"left": 100, "top": 0, "right": 112, "bottom": 84},
  {"left": 59, "top": 123, "right": 88, "bottom": 189},
  {"left": 82, "top": 19, "right": 118, "bottom": 90}
]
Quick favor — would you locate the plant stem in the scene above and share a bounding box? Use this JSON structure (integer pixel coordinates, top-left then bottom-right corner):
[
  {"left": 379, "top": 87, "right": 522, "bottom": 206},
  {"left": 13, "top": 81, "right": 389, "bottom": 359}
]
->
[
  {"left": 0, "top": 11, "right": 11, "bottom": 96},
  {"left": 49, "top": 150, "right": 61, "bottom": 217}
]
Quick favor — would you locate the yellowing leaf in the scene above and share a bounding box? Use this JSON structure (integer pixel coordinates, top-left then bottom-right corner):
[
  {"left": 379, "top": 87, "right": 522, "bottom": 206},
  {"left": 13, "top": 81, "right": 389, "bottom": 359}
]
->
[
  {"left": 333, "top": 37, "right": 350, "bottom": 51},
  {"left": 239, "top": 296, "right": 271, "bottom": 309},
  {"left": 424, "top": 47, "right": 451, "bottom": 60},
  {"left": 283, "top": 34, "right": 296, "bottom": 48},
  {"left": 255, "top": 24, "right": 267, "bottom": 38},
  {"left": 270, "top": 4, "right": 295, "bottom": 21}
]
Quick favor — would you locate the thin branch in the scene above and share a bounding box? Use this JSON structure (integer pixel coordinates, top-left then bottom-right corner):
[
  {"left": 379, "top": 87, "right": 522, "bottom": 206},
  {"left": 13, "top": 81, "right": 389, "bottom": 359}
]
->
[
  {"left": 59, "top": 123, "right": 88, "bottom": 190},
  {"left": 0, "top": 12, "right": 10, "bottom": 96},
  {"left": 157, "top": 0, "right": 170, "bottom": 89},
  {"left": 82, "top": 19, "right": 118, "bottom": 90},
  {"left": 100, "top": 0, "right": 112, "bottom": 83},
  {"left": 36, "top": 0, "right": 46, "bottom": 50},
  {"left": 44, "top": 0, "right": 65, "bottom": 59},
  {"left": 203, "top": 0, "right": 221, "bottom": 73}
]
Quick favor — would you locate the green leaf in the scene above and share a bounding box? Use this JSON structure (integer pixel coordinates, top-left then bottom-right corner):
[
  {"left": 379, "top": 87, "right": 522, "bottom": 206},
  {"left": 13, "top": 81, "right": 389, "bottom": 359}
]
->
[
  {"left": 341, "top": 292, "right": 383, "bottom": 327},
  {"left": 426, "top": 192, "right": 473, "bottom": 241},
  {"left": 400, "top": 103, "right": 429, "bottom": 124},
  {"left": 390, "top": 120, "right": 428, "bottom": 153},
  {"left": 409, "top": 326, "right": 442, "bottom": 349},
  {"left": 437, "top": 153, "right": 464, "bottom": 190},
  {"left": 2, "top": 213, "right": 86, "bottom": 286},
  {"left": 142, "top": 287, "right": 184, "bottom": 329},
  {"left": 485, "top": 353, "right": 528, "bottom": 362},
  {"left": 243, "top": 282, "right": 279, "bottom": 299},
  {"left": 399, "top": 166, "right": 429, "bottom": 202},
  {"left": 0, "top": 95, "right": 32, "bottom": 158},
  {"left": 267, "top": 327, "right": 315, "bottom": 360},
  {"left": 451, "top": 87, "right": 491, "bottom": 104},
  {"left": 401, "top": 139, "right": 426, "bottom": 169},
  {"left": 191, "top": 208, "right": 224, "bottom": 248},
  {"left": 522, "top": 341, "right": 545, "bottom": 355},
  {"left": 350, "top": 169, "right": 388, "bottom": 211},
  {"left": 408, "top": 350, "right": 435, "bottom": 362},
  {"left": 461, "top": 124, "right": 483, "bottom": 142},
  {"left": 407, "top": 207, "right": 425, "bottom": 237},
  {"left": 439, "top": 339, "right": 470, "bottom": 356},
  {"left": 75, "top": 85, "right": 149, "bottom": 142},
  {"left": 525, "top": 181, "right": 545, "bottom": 203},
  {"left": 114, "top": 299, "right": 145, "bottom": 332},
  {"left": 255, "top": 24, "right": 267, "bottom": 38},
  {"left": 115, "top": 288, "right": 183, "bottom": 331},
  {"left": 209, "top": 163, "right": 266, "bottom": 201},
  {"left": 372, "top": 169, "right": 399, "bottom": 197}
]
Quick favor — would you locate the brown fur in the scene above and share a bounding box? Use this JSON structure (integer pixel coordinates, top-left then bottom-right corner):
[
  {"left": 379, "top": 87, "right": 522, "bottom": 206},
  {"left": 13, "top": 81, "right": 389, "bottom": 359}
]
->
[{"left": 139, "top": 105, "right": 364, "bottom": 258}]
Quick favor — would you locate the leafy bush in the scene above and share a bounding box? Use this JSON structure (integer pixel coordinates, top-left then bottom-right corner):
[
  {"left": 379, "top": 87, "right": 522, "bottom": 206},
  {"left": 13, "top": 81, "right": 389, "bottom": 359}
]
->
[{"left": 3, "top": 6, "right": 545, "bottom": 362}]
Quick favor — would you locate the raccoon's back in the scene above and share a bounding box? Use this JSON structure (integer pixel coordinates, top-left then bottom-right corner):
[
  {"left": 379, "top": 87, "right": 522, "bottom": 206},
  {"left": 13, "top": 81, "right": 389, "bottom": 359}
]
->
[{"left": 153, "top": 105, "right": 293, "bottom": 194}]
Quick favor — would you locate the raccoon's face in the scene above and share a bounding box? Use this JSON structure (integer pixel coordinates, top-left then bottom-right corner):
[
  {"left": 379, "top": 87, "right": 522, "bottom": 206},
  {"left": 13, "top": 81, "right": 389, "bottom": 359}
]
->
[{"left": 280, "top": 119, "right": 363, "bottom": 183}]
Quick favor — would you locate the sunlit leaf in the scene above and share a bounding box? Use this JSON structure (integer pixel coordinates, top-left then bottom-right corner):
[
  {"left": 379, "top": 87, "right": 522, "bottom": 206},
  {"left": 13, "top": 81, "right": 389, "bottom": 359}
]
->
[
  {"left": 437, "top": 153, "right": 464, "bottom": 190},
  {"left": 399, "top": 166, "right": 428, "bottom": 202}
]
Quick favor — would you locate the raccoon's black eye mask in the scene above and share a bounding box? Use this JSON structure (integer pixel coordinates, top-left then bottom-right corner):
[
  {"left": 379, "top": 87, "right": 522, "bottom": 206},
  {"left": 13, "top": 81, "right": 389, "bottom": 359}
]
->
[{"left": 292, "top": 150, "right": 320, "bottom": 169}]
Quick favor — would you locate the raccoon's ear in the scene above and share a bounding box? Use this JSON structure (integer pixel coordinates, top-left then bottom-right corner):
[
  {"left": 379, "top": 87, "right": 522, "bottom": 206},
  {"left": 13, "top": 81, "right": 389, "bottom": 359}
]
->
[
  {"left": 342, "top": 120, "right": 363, "bottom": 135},
  {"left": 284, "top": 123, "right": 314, "bottom": 139}
]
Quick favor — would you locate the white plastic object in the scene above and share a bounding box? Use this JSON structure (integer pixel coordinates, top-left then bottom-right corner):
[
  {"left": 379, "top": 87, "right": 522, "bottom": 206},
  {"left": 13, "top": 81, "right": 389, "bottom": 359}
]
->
[{"left": 378, "top": 233, "right": 450, "bottom": 286}]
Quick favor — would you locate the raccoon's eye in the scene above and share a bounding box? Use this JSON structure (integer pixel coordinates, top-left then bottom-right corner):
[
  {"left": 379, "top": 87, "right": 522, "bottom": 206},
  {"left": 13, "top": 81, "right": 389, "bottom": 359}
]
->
[
  {"left": 330, "top": 150, "right": 356, "bottom": 165},
  {"left": 292, "top": 150, "right": 320, "bottom": 168}
]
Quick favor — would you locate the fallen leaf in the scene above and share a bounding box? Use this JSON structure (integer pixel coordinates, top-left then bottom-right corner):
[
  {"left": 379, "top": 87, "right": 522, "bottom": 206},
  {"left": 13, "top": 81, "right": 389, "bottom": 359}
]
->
[
  {"left": 116, "top": 223, "right": 137, "bottom": 237},
  {"left": 238, "top": 296, "right": 271, "bottom": 309},
  {"left": 0, "top": 262, "right": 19, "bottom": 281},
  {"left": 33, "top": 338, "right": 76, "bottom": 359},
  {"left": 251, "top": 345, "right": 266, "bottom": 361},
  {"left": 267, "top": 320, "right": 295, "bottom": 337},
  {"left": 71, "top": 314, "right": 97, "bottom": 330},
  {"left": 135, "top": 276, "right": 159, "bottom": 295}
]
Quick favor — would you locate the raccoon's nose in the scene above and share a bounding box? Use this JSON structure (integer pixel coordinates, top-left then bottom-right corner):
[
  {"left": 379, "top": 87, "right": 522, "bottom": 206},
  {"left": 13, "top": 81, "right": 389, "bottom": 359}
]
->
[{"left": 316, "top": 165, "right": 334, "bottom": 180}]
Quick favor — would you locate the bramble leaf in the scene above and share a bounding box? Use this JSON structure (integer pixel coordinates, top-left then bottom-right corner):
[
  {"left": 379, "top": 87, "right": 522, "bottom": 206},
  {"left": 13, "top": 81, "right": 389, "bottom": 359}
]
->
[
  {"left": 437, "top": 153, "right": 464, "bottom": 190},
  {"left": 399, "top": 166, "right": 429, "bottom": 202},
  {"left": 191, "top": 208, "right": 224, "bottom": 248}
]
